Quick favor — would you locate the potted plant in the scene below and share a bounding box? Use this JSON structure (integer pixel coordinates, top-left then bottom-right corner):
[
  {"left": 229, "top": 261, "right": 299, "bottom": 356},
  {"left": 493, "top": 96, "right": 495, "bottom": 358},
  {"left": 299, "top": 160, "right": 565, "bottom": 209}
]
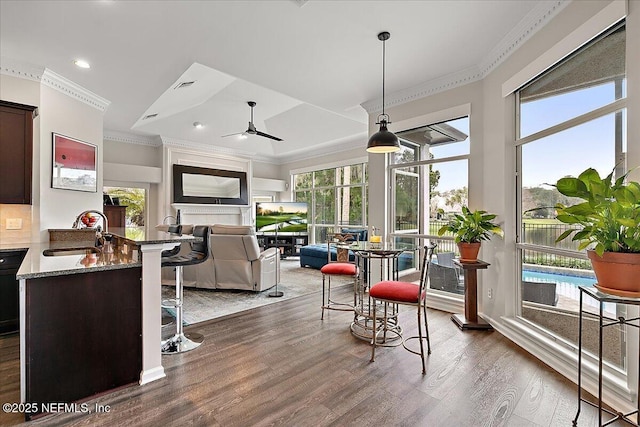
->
[
  {"left": 437, "top": 206, "right": 504, "bottom": 262},
  {"left": 554, "top": 167, "right": 640, "bottom": 296}
]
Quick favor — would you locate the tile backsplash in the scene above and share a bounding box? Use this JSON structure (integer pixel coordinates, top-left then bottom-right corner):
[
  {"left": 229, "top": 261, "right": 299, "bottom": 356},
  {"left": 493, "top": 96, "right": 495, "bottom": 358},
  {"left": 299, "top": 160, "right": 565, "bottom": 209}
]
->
[{"left": 0, "top": 204, "right": 33, "bottom": 244}]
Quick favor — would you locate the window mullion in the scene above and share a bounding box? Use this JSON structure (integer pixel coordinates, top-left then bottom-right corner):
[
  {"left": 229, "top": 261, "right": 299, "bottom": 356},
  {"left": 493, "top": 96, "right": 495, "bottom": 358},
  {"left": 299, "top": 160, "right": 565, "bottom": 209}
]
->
[{"left": 516, "top": 98, "right": 626, "bottom": 146}]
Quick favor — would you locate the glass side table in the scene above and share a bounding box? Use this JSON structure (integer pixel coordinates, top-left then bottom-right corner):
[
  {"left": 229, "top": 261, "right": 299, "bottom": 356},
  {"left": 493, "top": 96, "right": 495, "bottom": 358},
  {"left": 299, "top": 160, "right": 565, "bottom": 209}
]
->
[
  {"left": 574, "top": 286, "right": 640, "bottom": 427},
  {"left": 347, "top": 243, "right": 412, "bottom": 343}
]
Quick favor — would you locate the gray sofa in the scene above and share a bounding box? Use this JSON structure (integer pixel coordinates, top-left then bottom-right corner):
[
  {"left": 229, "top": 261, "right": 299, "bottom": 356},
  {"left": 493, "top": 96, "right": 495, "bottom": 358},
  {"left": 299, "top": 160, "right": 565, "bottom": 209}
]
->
[{"left": 162, "top": 224, "right": 279, "bottom": 291}]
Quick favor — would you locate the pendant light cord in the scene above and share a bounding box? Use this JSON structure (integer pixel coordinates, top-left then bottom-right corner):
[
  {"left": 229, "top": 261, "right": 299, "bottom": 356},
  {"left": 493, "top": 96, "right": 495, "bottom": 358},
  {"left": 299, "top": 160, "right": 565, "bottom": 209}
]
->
[{"left": 381, "top": 37, "right": 386, "bottom": 117}]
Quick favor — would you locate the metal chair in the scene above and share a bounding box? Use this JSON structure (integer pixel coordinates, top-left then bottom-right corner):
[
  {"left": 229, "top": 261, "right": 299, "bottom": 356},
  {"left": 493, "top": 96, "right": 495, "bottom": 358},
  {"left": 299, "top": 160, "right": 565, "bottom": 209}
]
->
[
  {"left": 369, "top": 243, "right": 437, "bottom": 374},
  {"left": 320, "top": 232, "right": 359, "bottom": 319},
  {"left": 160, "top": 225, "right": 210, "bottom": 354}
]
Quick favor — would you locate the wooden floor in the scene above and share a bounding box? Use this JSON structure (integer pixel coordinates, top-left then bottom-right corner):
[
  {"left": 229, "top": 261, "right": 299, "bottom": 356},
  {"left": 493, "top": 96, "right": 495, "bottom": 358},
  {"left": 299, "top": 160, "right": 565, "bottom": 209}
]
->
[{"left": 0, "top": 285, "right": 629, "bottom": 427}]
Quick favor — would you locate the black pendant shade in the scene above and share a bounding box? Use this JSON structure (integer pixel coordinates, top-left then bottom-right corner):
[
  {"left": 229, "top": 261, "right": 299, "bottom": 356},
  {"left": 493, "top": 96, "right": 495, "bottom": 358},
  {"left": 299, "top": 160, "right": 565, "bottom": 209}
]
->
[
  {"left": 367, "top": 118, "right": 399, "bottom": 153},
  {"left": 366, "top": 31, "right": 400, "bottom": 154}
]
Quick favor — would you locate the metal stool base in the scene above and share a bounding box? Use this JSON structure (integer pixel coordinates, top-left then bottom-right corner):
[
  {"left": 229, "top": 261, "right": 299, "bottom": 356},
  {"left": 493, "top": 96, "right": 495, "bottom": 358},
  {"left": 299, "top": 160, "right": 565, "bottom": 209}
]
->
[{"left": 161, "top": 332, "right": 204, "bottom": 354}]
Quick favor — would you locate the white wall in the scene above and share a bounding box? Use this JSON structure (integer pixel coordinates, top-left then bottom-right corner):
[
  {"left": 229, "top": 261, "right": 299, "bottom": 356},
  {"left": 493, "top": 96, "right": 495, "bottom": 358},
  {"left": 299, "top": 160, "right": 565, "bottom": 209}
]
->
[
  {"left": 38, "top": 84, "right": 104, "bottom": 241},
  {"left": 252, "top": 160, "right": 280, "bottom": 180},
  {"left": 103, "top": 140, "right": 161, "bottom": 168}
]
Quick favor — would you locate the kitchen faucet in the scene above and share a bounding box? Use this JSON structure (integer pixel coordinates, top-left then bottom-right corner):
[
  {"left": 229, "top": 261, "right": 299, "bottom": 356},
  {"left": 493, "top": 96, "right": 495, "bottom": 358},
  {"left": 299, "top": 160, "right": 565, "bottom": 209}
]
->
[{"left": 72, "top": 210, "right": 109, "bottom": 234}]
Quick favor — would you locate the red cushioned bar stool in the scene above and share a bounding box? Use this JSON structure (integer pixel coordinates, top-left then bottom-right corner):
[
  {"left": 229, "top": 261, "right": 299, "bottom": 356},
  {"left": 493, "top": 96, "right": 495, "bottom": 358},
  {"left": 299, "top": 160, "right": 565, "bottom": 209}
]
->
[
  {"left": 320, "top": 233, "right": 359, "bottom": 320},
  {"left": 369, "top": 243, "right": 437, "bottom": 374}
]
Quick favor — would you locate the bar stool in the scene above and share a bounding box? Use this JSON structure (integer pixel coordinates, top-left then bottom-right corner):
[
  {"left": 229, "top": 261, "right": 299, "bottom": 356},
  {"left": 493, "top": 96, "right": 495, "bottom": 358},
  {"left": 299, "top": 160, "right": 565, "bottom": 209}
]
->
[
  {"left": 369, "top": 243, "right": 436, "bottom": 374},
  {"left": 161, "top": 224, "right": 183, "bottom": 327},
  {"left": 161, "top": 225, "right": 210, "bottom": 354},
  {"left": 321, "top": 232, "right": 359, "bottom": 320}
]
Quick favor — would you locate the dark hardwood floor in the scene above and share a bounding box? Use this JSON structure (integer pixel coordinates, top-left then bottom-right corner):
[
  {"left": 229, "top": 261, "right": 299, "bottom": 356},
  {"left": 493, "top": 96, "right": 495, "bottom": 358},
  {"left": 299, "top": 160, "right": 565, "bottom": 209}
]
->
[{"left": 0, "top": 285, "right": 628, "bottom": 426}]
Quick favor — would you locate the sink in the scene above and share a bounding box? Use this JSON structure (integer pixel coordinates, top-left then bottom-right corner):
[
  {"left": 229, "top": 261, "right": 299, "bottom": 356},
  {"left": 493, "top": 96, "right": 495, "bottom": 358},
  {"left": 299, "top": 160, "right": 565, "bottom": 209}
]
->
[{"left": 43, "top": 247, "right": 101, "bottom": 257}]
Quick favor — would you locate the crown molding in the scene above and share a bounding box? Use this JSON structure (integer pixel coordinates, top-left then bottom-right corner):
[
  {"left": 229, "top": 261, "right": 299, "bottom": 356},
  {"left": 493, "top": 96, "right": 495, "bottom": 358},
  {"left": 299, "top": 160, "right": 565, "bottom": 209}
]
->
[
  {"left": 478, "top": 0, "right": 570, "bottom": 76},
  {"left": 275, "top": 132, "right": 367, "bottom": 165},
  {"left": 0, "top": 57, "right": 44, "bottom": 82},
  {"left": 41, "top": 68, "right": 110, "bottom": 112},
  {"left": 104, "top": 130, "right": 162, "bottom": 147},
  {"left": 160, "top": 136, "right": 266, "bottom": 160},
  {"left": 361, "top": 66, "right": 483, "bottom": 113},
  {"left": 361, "top": 0, "right": 571, "bottom": 114},
  {"left": 1, "top": 58, "right": 111, "bottom": 112}
]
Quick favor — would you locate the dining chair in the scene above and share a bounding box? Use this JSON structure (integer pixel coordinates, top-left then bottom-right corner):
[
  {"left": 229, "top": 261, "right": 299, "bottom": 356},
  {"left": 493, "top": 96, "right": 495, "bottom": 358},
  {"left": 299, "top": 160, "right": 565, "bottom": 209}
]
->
[{"left": 369, "top": 243, "right": 437, "bottom": 374}]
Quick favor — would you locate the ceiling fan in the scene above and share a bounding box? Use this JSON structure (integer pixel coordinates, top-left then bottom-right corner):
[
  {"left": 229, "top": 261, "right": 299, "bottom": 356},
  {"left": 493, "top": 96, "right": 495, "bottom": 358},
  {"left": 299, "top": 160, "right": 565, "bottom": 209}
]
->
[{"left": 222, "top": 101, "right": 283, "bottom": 141}]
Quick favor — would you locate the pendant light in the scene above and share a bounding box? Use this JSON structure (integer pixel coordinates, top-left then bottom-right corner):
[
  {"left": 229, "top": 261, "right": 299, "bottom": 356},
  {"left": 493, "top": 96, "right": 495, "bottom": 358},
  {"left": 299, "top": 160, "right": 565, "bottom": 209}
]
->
[{"left": 367, "top": 31, "right": 400, "bottom": 153}]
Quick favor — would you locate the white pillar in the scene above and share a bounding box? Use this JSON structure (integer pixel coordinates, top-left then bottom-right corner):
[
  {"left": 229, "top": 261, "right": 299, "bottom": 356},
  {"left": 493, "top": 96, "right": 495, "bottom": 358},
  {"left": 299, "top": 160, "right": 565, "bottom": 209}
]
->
[{"left": 138, "top": 243, "right": 166, "bottom": 385}]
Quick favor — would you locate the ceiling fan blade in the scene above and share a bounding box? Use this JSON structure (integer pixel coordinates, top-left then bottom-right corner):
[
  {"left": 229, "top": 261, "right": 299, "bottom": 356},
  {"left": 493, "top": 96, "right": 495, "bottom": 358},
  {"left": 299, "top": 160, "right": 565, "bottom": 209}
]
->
[
  {"left": 221, "top": 131, "right": 246, "bottom": 138},
  {"left": 256, "top": 130, "right": 283, "bottom": 141}
]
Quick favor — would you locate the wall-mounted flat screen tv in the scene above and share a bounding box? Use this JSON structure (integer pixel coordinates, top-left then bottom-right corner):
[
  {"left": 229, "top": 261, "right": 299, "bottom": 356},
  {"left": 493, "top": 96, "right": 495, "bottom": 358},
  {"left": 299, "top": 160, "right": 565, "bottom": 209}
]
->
[{"left": 256, "top": 202, "right": 308, "bottom": 234}]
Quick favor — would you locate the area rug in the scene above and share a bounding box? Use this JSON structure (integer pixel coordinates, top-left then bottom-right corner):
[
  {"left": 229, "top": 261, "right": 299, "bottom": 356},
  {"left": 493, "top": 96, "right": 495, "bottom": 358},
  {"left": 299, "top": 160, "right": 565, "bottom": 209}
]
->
[{"left": 161, "top": 258, "right": 352, "bottom": 325}]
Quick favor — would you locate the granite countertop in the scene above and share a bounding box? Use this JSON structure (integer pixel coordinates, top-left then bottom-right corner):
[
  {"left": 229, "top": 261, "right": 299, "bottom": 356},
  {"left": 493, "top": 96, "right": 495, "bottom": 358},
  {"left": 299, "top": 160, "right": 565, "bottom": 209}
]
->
[{"left": 15, "top": 229, "right": 200, "bottom": 280}]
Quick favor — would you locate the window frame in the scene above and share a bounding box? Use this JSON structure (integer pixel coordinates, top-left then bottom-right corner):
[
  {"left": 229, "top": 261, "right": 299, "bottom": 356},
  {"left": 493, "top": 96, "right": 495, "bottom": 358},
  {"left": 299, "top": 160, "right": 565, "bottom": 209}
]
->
[
  {"left": 513, "top": 19, "right": 630, "bottom": 391},
  {"left": 292, "top": 162, "right": 368, "bottom": 244}
]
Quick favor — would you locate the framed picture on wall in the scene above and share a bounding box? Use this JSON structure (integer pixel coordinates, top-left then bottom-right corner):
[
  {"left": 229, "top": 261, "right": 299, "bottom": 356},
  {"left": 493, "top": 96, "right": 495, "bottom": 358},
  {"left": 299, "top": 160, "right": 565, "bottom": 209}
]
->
[{"left": 51, "top": 133, "right": 97, "bottom": 193}]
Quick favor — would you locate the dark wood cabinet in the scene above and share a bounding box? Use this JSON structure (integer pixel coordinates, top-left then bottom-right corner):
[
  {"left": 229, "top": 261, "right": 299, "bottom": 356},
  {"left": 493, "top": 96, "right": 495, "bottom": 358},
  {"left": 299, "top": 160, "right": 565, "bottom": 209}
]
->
[
  {"left": 257, "top": 233, "right": 308, "bottom": 258},
  {"left": 0, "top": 100, "right": 37, "bottom": 204},
  {"left": 104, "top": 204, "right": 127, "bottom": 228},
  {"left": 24, "top": 267, "right": 142, "bottom": 419},
  {"left": 0, "top": 250, "right": 27, "bottom": 335}
]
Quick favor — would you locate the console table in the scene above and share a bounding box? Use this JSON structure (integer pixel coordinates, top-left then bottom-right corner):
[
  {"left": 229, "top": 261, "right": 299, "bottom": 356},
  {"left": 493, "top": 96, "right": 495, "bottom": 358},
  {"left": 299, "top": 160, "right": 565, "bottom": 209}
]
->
[
  {"left": 257, "top": 232, "right": 308, "bottom": 258},
  {"left": 451, "top": 259, "right": 492, "bottom": 330},
  {"left": 574, "top": 286, "right": 640, "bottom": 427}
]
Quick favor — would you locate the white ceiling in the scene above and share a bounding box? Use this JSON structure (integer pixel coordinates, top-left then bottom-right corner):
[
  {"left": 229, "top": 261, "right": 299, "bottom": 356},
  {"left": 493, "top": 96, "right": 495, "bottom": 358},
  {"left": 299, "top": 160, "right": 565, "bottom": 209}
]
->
[{"left": 0, "top": 0, "right": 565, "bottom": 163}]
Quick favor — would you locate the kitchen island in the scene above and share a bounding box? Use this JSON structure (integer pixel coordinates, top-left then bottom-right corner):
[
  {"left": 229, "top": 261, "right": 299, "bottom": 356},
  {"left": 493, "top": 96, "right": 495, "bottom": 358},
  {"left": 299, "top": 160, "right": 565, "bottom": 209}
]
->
[{"left": 15, "top": 230, "right": 198, "bottom": 419}]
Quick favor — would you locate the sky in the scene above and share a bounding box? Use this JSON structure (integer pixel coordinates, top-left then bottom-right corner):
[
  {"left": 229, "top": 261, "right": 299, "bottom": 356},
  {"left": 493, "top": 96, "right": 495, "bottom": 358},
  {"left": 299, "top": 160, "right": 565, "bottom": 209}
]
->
[{"left": 520, "top": 81, "right": 622, "bottom": 188}]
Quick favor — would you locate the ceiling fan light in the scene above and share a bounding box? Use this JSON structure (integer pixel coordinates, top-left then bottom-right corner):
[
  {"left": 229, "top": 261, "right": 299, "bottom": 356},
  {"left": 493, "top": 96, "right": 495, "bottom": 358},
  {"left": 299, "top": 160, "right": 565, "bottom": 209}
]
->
[
  {"left": 240, "top": 132, "right": 248, "bottom": 139},
  {"left": 367, "top": 120, "right": 400, "bottom": 153}
]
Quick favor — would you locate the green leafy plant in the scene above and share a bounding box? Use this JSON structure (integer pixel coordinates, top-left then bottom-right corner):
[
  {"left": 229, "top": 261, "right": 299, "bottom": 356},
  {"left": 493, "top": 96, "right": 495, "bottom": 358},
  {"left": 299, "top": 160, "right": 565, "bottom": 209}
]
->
[
  {"left": 554, "top": 167, "right": 640, "bottom": 255},
  {"left": 437, "top": 206, "right": 504, "bottom": 243}
]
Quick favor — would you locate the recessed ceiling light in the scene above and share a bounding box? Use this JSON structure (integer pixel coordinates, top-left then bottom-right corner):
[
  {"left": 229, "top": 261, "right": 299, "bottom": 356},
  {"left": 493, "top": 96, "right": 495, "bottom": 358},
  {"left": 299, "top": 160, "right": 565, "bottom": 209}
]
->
[
  {"left": 73, "top": 59, "right": 91, "bottom": 69},
  {"left": 193, "top": 122, "right": 203, "bottom": 129}
]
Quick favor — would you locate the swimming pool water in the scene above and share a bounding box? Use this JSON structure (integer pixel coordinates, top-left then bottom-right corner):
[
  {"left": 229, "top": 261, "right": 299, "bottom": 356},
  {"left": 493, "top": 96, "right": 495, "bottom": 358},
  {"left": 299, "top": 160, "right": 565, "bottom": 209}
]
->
[
  {"left": 522, "top": 269, "right": 614, "bottom": 312},
  {"left": 523, "top": 270, "right": 596, "bottom": 287}
]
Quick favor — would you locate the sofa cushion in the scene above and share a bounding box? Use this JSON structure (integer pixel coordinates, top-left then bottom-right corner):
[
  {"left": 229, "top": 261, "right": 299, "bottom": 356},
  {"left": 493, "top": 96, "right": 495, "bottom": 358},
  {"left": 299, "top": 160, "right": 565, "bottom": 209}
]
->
[
  {"left": 369, "top": 280, "right": 423, "bottom": 303},
  {"left": 211, "top": 224, "right": 255, "bottom": 235},
  {"left": 320, "top": 262, "right": 357, "bottom": 276},
  {"left": 301, "top": 244, "right": 331, "bottom": 259}
]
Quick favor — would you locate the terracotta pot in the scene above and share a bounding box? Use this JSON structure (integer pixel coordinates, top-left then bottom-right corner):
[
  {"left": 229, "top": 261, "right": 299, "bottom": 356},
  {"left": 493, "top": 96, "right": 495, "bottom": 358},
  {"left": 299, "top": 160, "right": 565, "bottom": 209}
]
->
[
  {"left": 588, "top": 250, "right": 640, "bottom": 297},
  {"left": 457, "top": 242, "right": 481, "bottom": 262}
]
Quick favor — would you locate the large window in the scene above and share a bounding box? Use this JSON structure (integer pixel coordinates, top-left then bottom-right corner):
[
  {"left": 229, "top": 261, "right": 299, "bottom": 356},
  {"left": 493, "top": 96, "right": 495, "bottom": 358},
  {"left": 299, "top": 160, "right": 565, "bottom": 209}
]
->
[
  {"left": 516, "top": 22, "right": 626, "bottom": 370},
  {"left": 293, "top": 163, "right": 367, "bottom": 243},
  {"left": 390, "top": 116, "right": 470, "bottom": 291}
]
